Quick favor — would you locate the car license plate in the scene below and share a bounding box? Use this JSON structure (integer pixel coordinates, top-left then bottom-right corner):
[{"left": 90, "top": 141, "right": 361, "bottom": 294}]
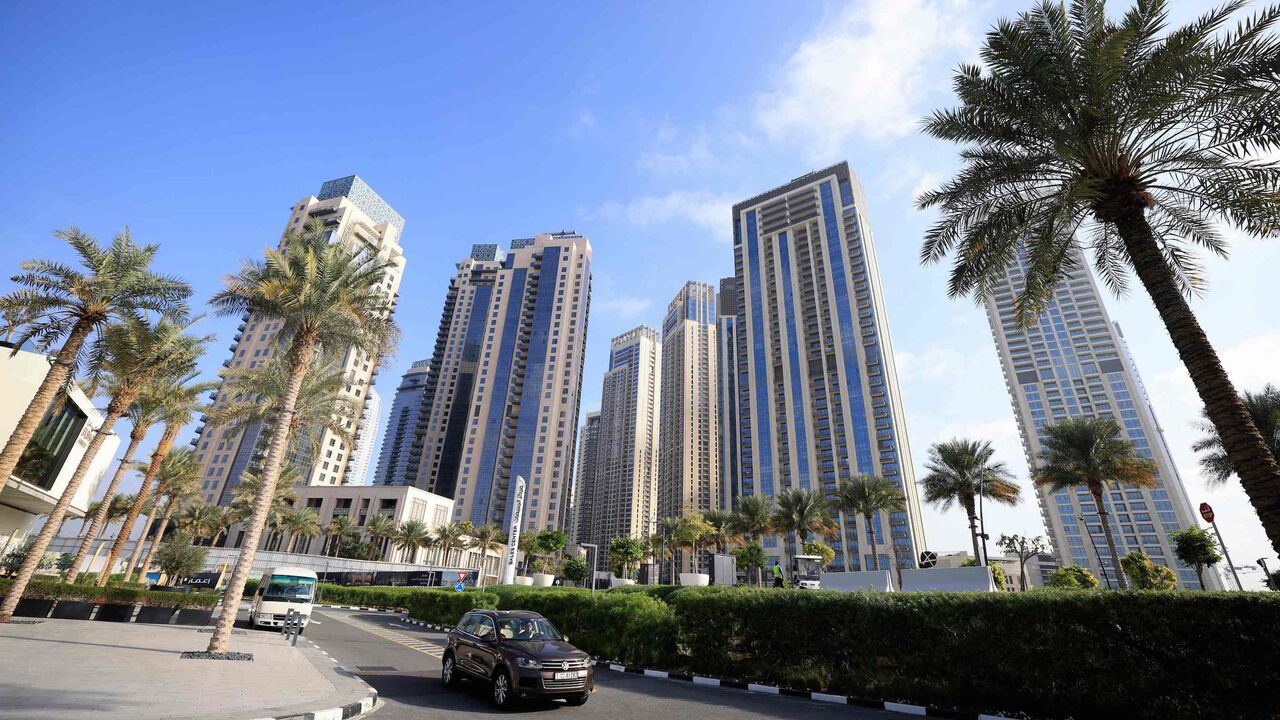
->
[{"left": 554, "top": 671, "right": 584, "bottom": 680}]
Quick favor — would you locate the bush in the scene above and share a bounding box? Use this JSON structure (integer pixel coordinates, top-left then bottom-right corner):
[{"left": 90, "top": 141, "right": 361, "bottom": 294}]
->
[
  {"left": 155, "top": 536, "right": 207, "bottom": 580},
  {"left": 406, "top": 589, "right": 498, "bottom": 626},
  {"left": 669, "top": 587, "right": 1279, "bottom": 719},
  {"left": 1, "top": 538, "right": 52, "bottom": 575},
  {"left": 1121, "top": 552, "right": 1178, "bottom": 590},
  {"left": 0, "top": 578, "right": 218, "bottom": 609},
  {"left": 493, "top": 587, "right": 677, "bottom": 668},
  {"left": 607, "top": 584, "right": 683, "bottom": 604},
  {"left": 1047, "top": 564, "right": 1100, "bottom": 589},
  {"left": 242, "top": 578, "right": 258, "bottom": 597},
  {"left": 318, "top": 583, "right": 423, "bottom": 609}
]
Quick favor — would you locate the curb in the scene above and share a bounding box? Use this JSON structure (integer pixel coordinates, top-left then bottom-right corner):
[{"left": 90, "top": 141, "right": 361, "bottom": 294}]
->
[
  {"left": 252, "top": 690, "right": 378, "bottom": 720},
  {"left": 598, "top": 663, "right": 1015, "bottom": 720},
  {"left": 315, "top": 604, "right": 399, "bottom": 613}
]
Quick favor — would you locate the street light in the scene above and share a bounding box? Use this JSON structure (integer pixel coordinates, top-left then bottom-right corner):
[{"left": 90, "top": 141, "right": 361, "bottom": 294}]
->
[
  {"left": 977, "top": 473, "right": 989, "bottom": 567},
  {"left": 1259, "top": 558, "right": 1276, "bottom": 591},
  {"left": 1078, "top": 514, "right": 1113, "bottom": 589},
  {"left": 580, "top": 543, "right": 598, "bottom": 596}
]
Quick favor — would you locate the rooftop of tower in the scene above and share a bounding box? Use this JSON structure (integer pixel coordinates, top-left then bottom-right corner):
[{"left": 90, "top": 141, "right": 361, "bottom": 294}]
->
[
  {"left": 317, "top": 175, "right": 405, "bottom": 231},
  {"left": 732, "top": 161, "right": 852, "bottom": 213}
]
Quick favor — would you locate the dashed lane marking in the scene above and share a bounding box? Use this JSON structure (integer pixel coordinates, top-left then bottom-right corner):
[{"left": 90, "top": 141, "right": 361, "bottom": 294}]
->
[{"left": 317, "top": 608, "right": 446, "bottom": 660}]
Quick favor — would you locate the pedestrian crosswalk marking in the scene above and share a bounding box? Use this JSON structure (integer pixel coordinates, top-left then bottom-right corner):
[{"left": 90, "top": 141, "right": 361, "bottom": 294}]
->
[{"left": 317, "top": 609, "right": 446, "bottom": 660}]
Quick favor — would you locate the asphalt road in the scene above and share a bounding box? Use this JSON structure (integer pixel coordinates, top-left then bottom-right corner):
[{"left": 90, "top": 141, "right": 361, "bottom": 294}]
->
[{"left": 301, "top": 607, "right": 896, "bottom": 720}]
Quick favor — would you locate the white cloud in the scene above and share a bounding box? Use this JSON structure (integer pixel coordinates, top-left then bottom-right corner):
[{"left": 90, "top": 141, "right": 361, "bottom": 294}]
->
[
  {"left": 591, "top": 190, "right": 734, "bottom": 243},
  {"left": 755, "top": 0, "right": 974, "bottom": 158}
]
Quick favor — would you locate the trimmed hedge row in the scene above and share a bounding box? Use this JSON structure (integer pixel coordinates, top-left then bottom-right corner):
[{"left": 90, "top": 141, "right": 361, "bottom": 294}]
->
[
  {"left": 406, "top": 589, "right": 498, "bottom": 626},
  {"left": 0, "top": 578, "right": 219, "bottom": 609},
  {"left": 486, "top": 585, "right": 1279, "bottom": 719},
  {"left": 316, "top": 583, "right": 425, "bottom": 609}
]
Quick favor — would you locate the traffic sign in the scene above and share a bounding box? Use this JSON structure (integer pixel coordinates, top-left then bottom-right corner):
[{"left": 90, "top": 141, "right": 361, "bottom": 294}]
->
[
  {"left": 1200, "top": 502, "right": 1215, "bottom": 523},
  {"left": 919, "top": 550, "right": 938, "bottom": 568},
  {"left": 457, "top": 572, "right": 469, "bottom": 583},
  {"left": 454, "top": 582, "right": 465, "bottom": 593}
]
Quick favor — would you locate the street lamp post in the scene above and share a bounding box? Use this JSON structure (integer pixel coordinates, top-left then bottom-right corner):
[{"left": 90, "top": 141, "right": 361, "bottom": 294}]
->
[
  {"left": 1079, "top": 514, "right": 1113, "bottom": 589},
  {"left": 1258, "top": 558, "right": 1276, "bottom": 592},
  {"left": 977, "top": 474, "right": 989, "bottom": 566},
  {"left": 580, "top": 543, "right": 598, "bottom": 595}
]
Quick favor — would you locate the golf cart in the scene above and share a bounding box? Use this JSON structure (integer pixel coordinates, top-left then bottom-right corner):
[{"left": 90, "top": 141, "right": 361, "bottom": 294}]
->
[{"left": 791, "top": 554, "right": 823, "bottom": 590}]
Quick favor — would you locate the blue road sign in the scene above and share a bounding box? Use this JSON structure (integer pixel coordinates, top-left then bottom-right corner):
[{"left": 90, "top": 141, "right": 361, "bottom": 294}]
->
[{"left": 454, "top": 582, "right": 465, "bottom": 593}]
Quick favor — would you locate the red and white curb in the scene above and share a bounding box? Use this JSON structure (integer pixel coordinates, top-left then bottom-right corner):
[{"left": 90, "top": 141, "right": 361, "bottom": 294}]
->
[{"left": 598, "top": 663, "right": 1016, "bottom": 719}]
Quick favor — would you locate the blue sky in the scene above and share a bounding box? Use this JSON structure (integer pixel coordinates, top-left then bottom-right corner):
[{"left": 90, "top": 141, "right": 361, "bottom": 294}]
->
[{"left": 2, "top": 1, "right": 1275, "bottom": 579}]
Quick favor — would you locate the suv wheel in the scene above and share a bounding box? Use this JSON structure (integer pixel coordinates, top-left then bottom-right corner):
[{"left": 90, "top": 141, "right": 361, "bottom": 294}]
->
[
  {"left": 441, "top": 653, "right": 459, "bottom": 689},
  {"left": 491, "top": 668, "right": 515, "bottom": 708}
]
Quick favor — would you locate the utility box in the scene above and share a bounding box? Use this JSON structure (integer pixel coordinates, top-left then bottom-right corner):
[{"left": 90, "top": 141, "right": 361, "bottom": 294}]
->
[{"left": 900, "top": 566, "right": 997, "bottom": 592}]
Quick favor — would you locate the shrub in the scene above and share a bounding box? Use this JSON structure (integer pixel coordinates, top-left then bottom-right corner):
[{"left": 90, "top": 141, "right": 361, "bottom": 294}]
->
[
  {"left": 317, "top": 584, "right": 423, "bottom": 610},
  {"left": 493, "top": 587, "right": 677, "bottom": 668},
  {"left": 406, "top": 589, "right": 498, "bottom": 626},
  {"left": 1047, "top": 564, "right": 1099, "bottom": 589},
  {"left": 242, "top": 578, "right": 258, "bottom": 597},
  {"left": 607, "top": 584, "right": 682, "bottom": 603},
  {"left": 155, "top": 536, "right": 207, "bottom": 580},
  {"left": 1120, "top": 552, "right": 1178, "bottom": 590},
  {"left": 560, "top": 556, "right": 589, "bottom": 585},
  {"left": 1, "top": 538, "right": 53, "bottom": 575}
]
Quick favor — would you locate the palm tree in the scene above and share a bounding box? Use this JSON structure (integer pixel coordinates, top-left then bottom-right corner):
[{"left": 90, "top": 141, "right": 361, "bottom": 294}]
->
[
  {"left": 178, "top": 504, "right": 220, "bottom": 544},
  {"left": 467, "top": 524, "right": 506, "bottom": 586},
  {"left": 363, "top": 513, "right": 398, "bottom": 561},
  {"left": 730, "top": 495, "right": 777, "bottom": 586},
  {"left": 1034, "top": 417, "right": 1159, "bottom": 590},
  {"left": 434, "top": 523, "right": 469, "bottom": 567},
  {"left": 135, "top": 449, "right": 200, "bottom": 581},
  {"left": 1195, "top": 385, "right": 1280, "bottom": 486},
  {"left": 703, "top": 510, "right": 737, "bottom": 554},
  {"left": 673, "top": 513, "right": 714, "bottom": 577},
  {"left": 324, "top": 515, "right": 359, "bottom": 557},
  {"left": 918, "top": 0, "right": 1280, "bottom": 553},
  {"left": 1, "top": 315, "right": 207, "bottom": 616},
  {"left": 204, "top": 218, "right": 397, "bottom": 653},
  {"left": 207, "top": 507, "right": 237, "bottom": 548},
  {"left": 831, "top": 474, "right": 906, "bottom": 572},
  {"left": 656, "top": 516, "right": 682, "bottom": 582},
  {"left": 772, "top": 488, "right": 837, "bottom": 551},
  {"left": 117, "top": 372, "right": 217, "bottom": 582},
  {"left": 0, "top": 228, "right": 190, "bottom": 504},
  {"left": 280, "top": 508, "right": 322, "bottom": 554},
  {"left": 231, "top": 465, "right": 301, "bottom": 551},
  {"left": 921, "top": 439, "right": 1022, "bottom": 564},
  {"left": 395, "top": 520, "right": 432, "bottom": 564}
]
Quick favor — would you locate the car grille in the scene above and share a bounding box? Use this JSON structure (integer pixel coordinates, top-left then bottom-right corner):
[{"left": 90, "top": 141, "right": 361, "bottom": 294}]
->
[
  {"left": 543, "top": 677, "right": 587, "bottom": 691},
  {"left": 544, "top": 659, "right": 589, "bottom": 670}
]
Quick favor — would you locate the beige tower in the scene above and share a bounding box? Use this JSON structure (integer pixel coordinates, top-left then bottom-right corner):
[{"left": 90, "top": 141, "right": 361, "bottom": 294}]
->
[{"left": 193, "top": 175, "right": 406, "bottom": 505}]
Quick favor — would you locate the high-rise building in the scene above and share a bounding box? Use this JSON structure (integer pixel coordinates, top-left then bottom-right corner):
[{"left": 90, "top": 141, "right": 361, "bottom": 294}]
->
[
  {"left": 346, "top": 387, "right": 380, "bottom": 485},
  {"left": 449, "top": 232, "right": 593, "bottom": 535},
  {"left": 373, "top": 360, "right": 431, "bottom": 487},
  {"left": 583, "top": 327, "right": 662, "bottom": 569},
  {"left": 194, "top": 175, "right": 406, "bottom": 505},
  {"left": 727, "top": 162, "right": 926, "bottom": 571},
  {"left": 983, "top": 249, "right": 1220, "bottom": 589},
  {"left": 716, "top": 277, "right": 740, "bottom": 515},
  {"left": 657, "top": 281, "right": 720, "bottom": 527},
  {"left": 569, "top": 411, "right": 601, "bottom": 546}
]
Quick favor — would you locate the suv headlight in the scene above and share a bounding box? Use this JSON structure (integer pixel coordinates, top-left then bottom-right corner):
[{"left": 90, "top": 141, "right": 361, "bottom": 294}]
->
[{"left": 515, "top": 657, "right": 543, "bottom": 669}]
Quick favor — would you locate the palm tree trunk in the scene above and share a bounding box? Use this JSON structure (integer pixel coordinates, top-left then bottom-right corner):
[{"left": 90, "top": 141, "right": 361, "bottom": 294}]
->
[
  {"left": 1092, "top": 489, "right": 1129, "bottom": 590},
  {"left": 96, "top": 424, "right": 178, "bottom": 588},
  {"left": 0, "top": 320, "right": 94, "bottom": 486},
  {"left": 137, "top": 498, "right": 176, "bottom": 582},
  {"left": 0, "top": 400, "right": 123, "bottom": 622},
  {"left": 207, "top": 337, "right": 315, "bottom": 653},
  {"left": 64, "top": 430, "right": 145, "bottom": 584},
  {"left": 864, "top": 513, "right": 879, "bottom": 572},
  {"left": 966, "top": 511, "right": 982, "bottom": 564},
  {"left": 1117, "top": 213, "right": 1280, "bottom": 553}
]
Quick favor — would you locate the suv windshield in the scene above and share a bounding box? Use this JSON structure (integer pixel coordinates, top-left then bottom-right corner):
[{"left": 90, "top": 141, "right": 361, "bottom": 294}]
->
[
  {"left": 497, "top": 617, "right": 562, "bottom": 642},
  {"left": 262, "top": 575, "right": 316, "bottom": 603}
]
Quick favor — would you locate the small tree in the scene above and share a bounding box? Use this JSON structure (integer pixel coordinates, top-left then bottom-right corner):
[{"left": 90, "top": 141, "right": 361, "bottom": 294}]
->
[
  {"left": 155, "top": 534, "right": 208, "bottom": 582},
  {"left": 1170, "top": 526, "right": 1223, "bottom": 590},
  {"left": 55, "top": 553, "right": 75, "bottom": 576},
  {"left": 1047, "top": 564, "right": 1099, "bottom": 590},
  {"left": 997, "top": 534, "right": 1049, "bottom": 590},
  {"left": 674, "top": 513, "right": 715, "bottom": 576},
  {"left": 733, "top": 541, "right": 768, "bottom": 586},
  {"left": 802, "top": 540, "right": 835, "bottom": 569},
  {"left": 560, "top": 556, "right": 589, "bottom": 587},
  {"left": 1120, "top": 552, "right": 1177, "bottom": 590},
  {"left": 607, "top": 536, "right": 645, "bottom": 580},
  {"left": 2, "top": 538, "right": 52, "bottom": 576}
]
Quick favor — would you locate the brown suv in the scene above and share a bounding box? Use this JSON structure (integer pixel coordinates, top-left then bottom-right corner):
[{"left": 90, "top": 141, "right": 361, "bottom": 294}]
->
[{"left": 442, "top": 609, "right": 595, "bottom": 708}]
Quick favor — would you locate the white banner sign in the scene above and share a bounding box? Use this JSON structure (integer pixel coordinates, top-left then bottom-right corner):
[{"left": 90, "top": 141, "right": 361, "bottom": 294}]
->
[{"left": 500, "top": 475, "right": 527, "bottom": 585}]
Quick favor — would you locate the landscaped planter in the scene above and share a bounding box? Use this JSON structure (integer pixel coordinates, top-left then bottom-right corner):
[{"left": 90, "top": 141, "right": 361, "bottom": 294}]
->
[
  {"left": 610, "top": 577, "right": 636, "bottom": 588},
  {"left": 174, "top": 608, "right": 214, "bottom": 626},
  {"left": 14, "top": 598, "right": 55, "bottom": 618},
  {"left": 94, "top": 603, "right": 136, "bottom": 623},
  {"left": 678, "top": 572, "right": 710, "bottom": 587},
  {"left": 530, "top": 573, "right": 555, "bottom": 587},
  {"left": 514, "top": 576, "right": 534, "bottom": 586},
  {"left": 135, "top": 606, "right": 177, "bottom": 624},
  {"left": 51, "top": 600, "right": 95, "bottom": 620}
]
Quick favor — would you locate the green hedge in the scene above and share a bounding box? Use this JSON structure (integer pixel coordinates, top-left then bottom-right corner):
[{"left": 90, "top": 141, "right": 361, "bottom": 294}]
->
[
  {"left": 406, "top": 589, "right": 498, "bottom": 626},
  {"left": 606, "top": 584, "right": 683, "bottom": 603},
  {"left": 0, "top": 578, "right": 218, "bottom": 609},
  {"left": 669, "top": 588, "right": 1279, "bottom": 719},
  {"left": 316, "top": 583, "right": 424, "bottom": 609}
]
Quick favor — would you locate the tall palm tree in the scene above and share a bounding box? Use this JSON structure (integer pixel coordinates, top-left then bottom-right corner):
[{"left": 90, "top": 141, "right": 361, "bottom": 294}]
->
[
  {"left": 231, "top": 465, "right": 301, "bottom": 551},
  {"left": 280, "top": 508, "right": 322, "bottom": 554},
  {"left": 204, "top": 218, "right": 397, "bottom": 653},
  {"left": 118, "top": 373, "right": 217, "bottom": 582},
  {"left": 363, "top": 513, "right": 398, "bottom": 561},
  {"left": 135, "top": 448, "right": 200, "bottom": 581},
  {"left": 656, "top": 516, "right": 682, "bottom": 583},
  {"left": 921, "top": 439, "right": 1022, "bottom": 564},
  {"left": 467, "top": 523, "right": 505, "bottom": 586},
  {"left": 178, "top": 504, "right": 220, "bottom": 544},
  {"left": 1195, "top": 385, "right": 1280, "bottom": 486},
  {"left": 1034, "top": 417, "right": 1159, "bottom": 590},
  {"left": 703, "top": 510, "right": 738, "bottom": 554},
  {"left": 324, "top": 515, "right": 359, "bottom": 557},
  {"left": 772, "top": 488, "right": 836, "bottom": 546},
  {"left": 207, "top": 507, "right": 237, "bottom": 548},
  {"left": 434, "top": 523, "right": 469, "bottom": 567},
  {"left": 831, "top": 474, "right": 906, "bottom": 572},
  {"left": 730, "top": 495, "right": 777, "bottom": 586},
  {"left": 0, "top": 228, "right": 190, "bottom": 503},
  {"left": 395, "top": 520, "right": 431, "bottom": 564},
  {"left": 918, "top": 0, "right": 1280, "bottom": 553},
  {"left": 1, "top": 315, "right": 207, "bottom": 617}
]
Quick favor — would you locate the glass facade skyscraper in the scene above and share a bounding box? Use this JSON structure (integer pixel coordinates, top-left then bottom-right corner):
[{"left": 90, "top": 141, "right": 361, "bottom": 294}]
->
[
  {"left": 373, "top": 360, "right": 431, "bottom": 487},
  {"left": 983, "top": 248, "right": 1219, "bottom": 589},
  {"left": 727, "top": 162, "right": 926, "bottom": 571}
]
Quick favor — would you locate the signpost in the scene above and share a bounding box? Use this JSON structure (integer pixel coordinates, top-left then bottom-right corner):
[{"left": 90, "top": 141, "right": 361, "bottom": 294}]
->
[
  {"left": 919, "top": 551, "right": 938, "bottom": 569},
  {"left": 1200, "top": 502, "right": 1244, "bottom": 591},
  {"left": 499, "top": 475, "right": 527, "bottom": 586}
]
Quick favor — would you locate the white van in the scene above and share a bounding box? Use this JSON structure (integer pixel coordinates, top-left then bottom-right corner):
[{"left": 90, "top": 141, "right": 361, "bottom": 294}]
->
[{"left": 249, "top": 566, "right": 318, "bottom": 631}]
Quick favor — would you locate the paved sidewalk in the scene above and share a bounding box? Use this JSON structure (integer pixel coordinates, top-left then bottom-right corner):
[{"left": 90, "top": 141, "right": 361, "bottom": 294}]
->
[{"left": 0, "top": 616, "right": 374, "bottom": 720}]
